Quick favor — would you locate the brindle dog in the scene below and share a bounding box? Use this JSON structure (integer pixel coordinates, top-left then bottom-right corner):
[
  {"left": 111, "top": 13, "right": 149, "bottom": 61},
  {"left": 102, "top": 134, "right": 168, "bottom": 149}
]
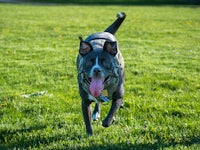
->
[{"left": 76, "top": 12, "right": 126, "bottom": 135}]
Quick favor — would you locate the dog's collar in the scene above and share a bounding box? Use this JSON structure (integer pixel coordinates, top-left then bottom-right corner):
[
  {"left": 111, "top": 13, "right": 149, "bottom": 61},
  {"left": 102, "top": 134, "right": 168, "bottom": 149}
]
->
[{"left": 88, "top": 93, "right": 110, "bottom": 103}]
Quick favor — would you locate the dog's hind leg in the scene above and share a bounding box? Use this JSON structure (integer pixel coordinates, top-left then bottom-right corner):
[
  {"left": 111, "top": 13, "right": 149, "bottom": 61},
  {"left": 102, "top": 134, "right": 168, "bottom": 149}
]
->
[
  {"left": 92, "top": 102, "right": 100, "bottom": 121},
  {"left": 102, "top": 98, "right": 123, "bottom": 127}
]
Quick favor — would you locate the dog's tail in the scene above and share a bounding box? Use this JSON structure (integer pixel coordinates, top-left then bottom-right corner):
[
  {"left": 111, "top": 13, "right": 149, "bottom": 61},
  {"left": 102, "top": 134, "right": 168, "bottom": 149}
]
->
[{"left": 104, "top": 12, "right": 126, "bottom": 35}]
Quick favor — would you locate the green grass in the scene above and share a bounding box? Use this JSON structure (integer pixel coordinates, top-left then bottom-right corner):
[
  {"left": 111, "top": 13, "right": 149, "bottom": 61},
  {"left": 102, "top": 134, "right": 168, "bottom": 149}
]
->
[
  {"left": 24, "top": 0, "right": 196, "bottom": 5},
  {"left": 0, "top": 3, "right": 200, "bottom": 149}
]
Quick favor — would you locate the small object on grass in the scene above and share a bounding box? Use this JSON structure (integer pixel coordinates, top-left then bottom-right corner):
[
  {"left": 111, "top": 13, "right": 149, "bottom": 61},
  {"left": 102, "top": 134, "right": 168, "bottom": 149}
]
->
[{"left": 22, "top": 91, "right": 47, "bottom": 98}]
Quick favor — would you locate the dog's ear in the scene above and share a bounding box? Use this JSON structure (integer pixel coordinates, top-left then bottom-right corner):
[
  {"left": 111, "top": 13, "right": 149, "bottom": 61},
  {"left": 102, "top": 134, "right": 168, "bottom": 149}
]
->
[
  {"left": 103, "top": 41, "right": 118, "bottom": 56},
  {"left": 79, "top": 37, "right": 93, "bottom": 56}
]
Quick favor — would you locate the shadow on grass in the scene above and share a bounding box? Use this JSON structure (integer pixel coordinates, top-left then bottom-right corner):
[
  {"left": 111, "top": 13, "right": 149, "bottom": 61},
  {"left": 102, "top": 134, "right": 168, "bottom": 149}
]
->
[
  {"left": 0, "top": 124, "right": 199, "bottom": 149},
  {"left": 84, "top": 136, "right": 200, "bottom": 150},
  {"left": 0, "top": 124, "right": 47, "bottom": 148}
]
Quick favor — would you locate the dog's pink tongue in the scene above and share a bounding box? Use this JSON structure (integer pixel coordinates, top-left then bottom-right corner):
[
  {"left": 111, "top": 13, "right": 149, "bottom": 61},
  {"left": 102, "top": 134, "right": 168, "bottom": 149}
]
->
[{"left": 90, "top": 78, "right": 103, "bottom": 97}]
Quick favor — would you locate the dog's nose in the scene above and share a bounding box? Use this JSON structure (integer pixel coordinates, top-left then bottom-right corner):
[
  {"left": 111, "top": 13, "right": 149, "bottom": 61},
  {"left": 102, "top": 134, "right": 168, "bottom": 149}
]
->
[{"left": 94, "top": 68, "right": 101, "bottom": 73}]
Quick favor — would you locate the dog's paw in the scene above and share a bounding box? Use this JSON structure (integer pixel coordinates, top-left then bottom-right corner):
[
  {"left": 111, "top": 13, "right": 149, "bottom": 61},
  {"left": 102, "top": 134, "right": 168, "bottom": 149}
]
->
[
  {"left": 102, "top": 117, "right": 115, "bottom": 127},
  {"left": 92, "top": 112, "right": 100, "bottom": 121}
]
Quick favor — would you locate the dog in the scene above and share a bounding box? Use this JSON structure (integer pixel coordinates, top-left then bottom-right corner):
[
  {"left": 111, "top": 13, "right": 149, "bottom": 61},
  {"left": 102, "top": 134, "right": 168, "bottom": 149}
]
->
[{"left": 76, "top": 12, "right": 126, "bottom": 135}]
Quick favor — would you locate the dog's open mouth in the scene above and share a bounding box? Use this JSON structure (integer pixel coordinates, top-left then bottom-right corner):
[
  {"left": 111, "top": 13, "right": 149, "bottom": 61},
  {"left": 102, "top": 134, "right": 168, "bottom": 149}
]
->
[
  {"left": 89, "top": 77, "right": 103, "bottom": 97},
  {"left": 84, "top": 75, "right": 110, "bottom": 98}
]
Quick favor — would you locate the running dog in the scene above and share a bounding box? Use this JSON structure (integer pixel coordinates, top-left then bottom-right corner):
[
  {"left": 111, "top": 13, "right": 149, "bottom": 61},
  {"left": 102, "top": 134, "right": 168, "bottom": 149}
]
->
[{"left": 76, "top": 12, "right": 126, "bottom": 135}]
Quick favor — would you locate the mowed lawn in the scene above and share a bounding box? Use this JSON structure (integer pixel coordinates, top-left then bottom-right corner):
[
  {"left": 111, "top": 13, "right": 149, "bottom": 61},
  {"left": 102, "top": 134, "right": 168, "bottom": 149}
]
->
[{"left": 0, "top": 3, "right": 200, "bottom": 149}]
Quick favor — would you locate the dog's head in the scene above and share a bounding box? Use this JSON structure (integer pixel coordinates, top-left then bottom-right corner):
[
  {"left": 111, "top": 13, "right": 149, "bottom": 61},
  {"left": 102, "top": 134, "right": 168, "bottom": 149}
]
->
[{"left": 77, "top": 32, "right": 122, "bottom": 98}]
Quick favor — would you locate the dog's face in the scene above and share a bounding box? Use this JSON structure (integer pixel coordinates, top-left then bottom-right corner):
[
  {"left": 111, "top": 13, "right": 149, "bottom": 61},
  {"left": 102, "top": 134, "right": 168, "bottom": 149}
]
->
[{"left": 78, "top": 40, "right": 120, "bottom": 98}]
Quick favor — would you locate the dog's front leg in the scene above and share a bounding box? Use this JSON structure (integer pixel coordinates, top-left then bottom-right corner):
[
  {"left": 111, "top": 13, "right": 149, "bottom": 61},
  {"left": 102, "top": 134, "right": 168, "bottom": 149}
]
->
[
  {"left": 102, "top": 98, "right": 122, "bottom": 127},
  {"left": 82, "top": 100, "right": 93, "bottom": 135}
]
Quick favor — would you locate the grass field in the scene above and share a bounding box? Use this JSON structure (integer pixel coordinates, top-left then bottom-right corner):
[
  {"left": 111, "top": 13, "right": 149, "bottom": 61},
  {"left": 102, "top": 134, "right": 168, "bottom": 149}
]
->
[
  {"left": 23, "top": 0, "right": 200, "bottom": 5},
  {"left": 0, "top": 3, "right": 200, "bottom": 149}
]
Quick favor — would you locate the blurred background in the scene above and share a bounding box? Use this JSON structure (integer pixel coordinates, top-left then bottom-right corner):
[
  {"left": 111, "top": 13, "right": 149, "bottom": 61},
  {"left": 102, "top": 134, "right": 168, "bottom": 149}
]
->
[{"left": 1, "top": 0, "right": 200, "bottom": 5}]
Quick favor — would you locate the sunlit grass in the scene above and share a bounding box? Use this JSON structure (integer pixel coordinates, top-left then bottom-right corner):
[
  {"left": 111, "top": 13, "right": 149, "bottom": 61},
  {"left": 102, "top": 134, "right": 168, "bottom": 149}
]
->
[{"left": 0, "top": 3, "right": 200, "bottom": 149}]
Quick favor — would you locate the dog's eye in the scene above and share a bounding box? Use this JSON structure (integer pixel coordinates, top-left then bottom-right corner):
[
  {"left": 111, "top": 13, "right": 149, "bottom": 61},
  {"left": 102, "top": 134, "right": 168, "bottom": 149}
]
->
[
  {"left": 85, "top": 60, "right": 93, "bottom": 68},
  {"left": 100, "top": 58, "right": 111, "bottom": 69},
  {"left": 100, "top": 58, "right": 105, "bottom": 64}
]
